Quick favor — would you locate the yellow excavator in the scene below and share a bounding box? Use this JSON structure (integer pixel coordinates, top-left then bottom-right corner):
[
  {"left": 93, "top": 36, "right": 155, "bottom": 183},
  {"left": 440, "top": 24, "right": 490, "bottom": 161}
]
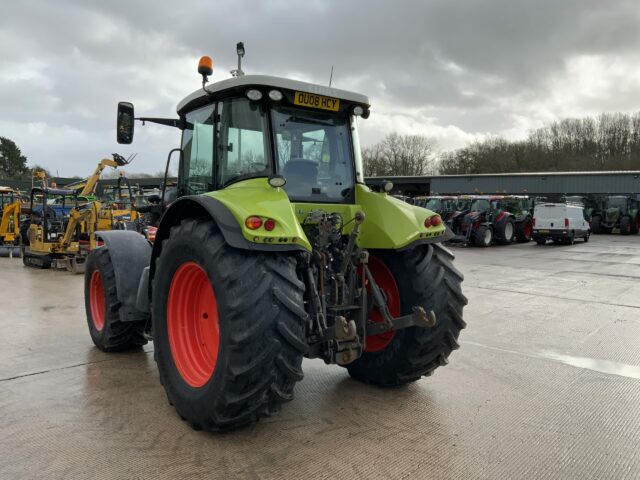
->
[
  {"left": 97, "top": 173, "right": 140, "bottom": 231},
  {"left": 22, "top": 186, "right": 100, "bottom": 272},
  {"left": 21, "top": 154, "right": 134, "bottom": 272},
  {"left": 0, "top": 186, "right": 23, "bottom": 257}
]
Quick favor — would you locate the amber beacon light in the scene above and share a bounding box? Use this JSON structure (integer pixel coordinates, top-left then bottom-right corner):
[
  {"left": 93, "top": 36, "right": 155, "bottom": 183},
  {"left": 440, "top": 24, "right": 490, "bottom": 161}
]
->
[{"left": 198, "top": 56, "right": 213, "bottom": 84}]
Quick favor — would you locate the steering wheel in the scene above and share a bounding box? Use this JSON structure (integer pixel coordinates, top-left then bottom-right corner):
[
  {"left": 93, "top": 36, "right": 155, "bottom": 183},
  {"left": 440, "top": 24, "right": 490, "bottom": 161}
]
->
[{"left": 249, "top": 162, "right": 267, "bottom": 173}]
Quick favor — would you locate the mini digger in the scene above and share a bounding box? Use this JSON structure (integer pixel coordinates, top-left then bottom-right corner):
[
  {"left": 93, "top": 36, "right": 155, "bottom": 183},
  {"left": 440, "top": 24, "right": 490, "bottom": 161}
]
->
[
  {"left": 0, "top": 186, "right": 23, "bottom": 257},
  {"left": 83, "top": 44, "right": 467, "bottom": 432},
  {"left": 22, "top": 186, "right": 100, "bottom": 272},
  {"left": 97, "top": 173, "right": 140, "bottom": 231},
  {"left": 22, "top": 155, "right": 131, "bottom": 272}
]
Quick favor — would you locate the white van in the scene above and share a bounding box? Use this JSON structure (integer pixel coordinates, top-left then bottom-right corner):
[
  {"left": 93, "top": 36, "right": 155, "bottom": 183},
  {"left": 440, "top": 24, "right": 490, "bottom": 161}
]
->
[{"left": 532, "top": 203, "right": 590, "bottom": 245}]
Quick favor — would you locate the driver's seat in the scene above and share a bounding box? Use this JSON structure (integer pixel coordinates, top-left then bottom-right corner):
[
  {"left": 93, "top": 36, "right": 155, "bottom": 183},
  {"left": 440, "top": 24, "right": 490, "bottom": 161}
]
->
[{"left": 281, "top": 159, "right": 318, "bottom": 195}]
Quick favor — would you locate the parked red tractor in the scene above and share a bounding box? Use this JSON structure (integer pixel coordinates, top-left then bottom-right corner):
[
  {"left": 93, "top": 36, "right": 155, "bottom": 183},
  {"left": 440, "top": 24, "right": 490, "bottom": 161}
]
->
[{"left": 448, "top": 195, "right": 515, "bottom": 247}]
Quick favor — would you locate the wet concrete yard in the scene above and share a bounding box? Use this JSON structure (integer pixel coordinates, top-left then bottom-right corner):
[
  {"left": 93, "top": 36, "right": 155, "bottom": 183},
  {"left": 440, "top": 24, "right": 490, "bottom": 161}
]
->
[{"left": 1, "top": 236, "right": 640, "bottom": 479}]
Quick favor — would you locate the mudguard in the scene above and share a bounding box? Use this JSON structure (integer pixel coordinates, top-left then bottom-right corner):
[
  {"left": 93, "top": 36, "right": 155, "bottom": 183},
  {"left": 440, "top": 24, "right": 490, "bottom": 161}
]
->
[
  {"left": 149, "top": 194, "right": 307, "bottom": 290},
  {"left": 94, "top": 230, "right": 151, "bottom": 320}
]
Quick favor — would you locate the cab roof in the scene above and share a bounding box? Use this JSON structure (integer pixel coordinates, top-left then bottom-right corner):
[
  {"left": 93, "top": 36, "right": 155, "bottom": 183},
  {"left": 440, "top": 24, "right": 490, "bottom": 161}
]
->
[{"left": 177, "top": 74, "right": 370, "bottom": 115}]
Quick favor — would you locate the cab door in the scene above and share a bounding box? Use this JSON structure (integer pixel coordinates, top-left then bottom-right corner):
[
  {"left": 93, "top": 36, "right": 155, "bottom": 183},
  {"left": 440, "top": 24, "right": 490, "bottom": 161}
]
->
[{"left": 180, "top": 104, "right": 216, "bottom": 196}]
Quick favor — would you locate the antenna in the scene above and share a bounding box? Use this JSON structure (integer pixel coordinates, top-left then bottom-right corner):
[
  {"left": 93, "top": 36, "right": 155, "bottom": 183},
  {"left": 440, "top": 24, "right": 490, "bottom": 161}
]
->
[
  {"left": 329, "top": 65, "right": 334, "bottom": 87},
  {"left": 231, "top": 42, "right": 245, "bottom": 77}
]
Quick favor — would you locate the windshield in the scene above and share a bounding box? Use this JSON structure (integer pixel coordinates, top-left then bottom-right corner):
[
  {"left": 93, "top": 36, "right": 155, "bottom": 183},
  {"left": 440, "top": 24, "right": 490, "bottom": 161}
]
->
[
  {"left": 607, "top": 197, "right": 627, "bottom": 210},
  {"left": 271, "top": 106, "right": 354, "bottom": 203},
  {"left": 425, "top": 198, "right": 442, "bottom": 210},
  {"left": 470, "top": 199, "right": 490, "bottom": 212},
  {"left": 457, "top": 199, "right": 472, "bottom": 211}
]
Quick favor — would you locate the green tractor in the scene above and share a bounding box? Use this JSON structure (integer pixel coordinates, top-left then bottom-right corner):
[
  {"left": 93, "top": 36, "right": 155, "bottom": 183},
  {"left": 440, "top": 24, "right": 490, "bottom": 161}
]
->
[
  {"left": 84, "top": 45, "right": 467, "bottom": 432},
  {"left": 500, "top": 195, "right": 533, "bottom": 243},
  {"left": 591, "top": 195, "right": 640, "bottom": 235}
]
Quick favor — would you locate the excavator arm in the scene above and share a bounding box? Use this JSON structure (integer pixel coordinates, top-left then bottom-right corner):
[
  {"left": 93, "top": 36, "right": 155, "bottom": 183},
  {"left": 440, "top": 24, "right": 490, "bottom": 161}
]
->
[
  {"left": 0, "top": 202, "right": 21, "bottom": 239},
  {"left": 57, "top": 202, "right": 100, "bottom": 251},
  {"left": 79, "top": 159, "right": 119, "bottom": 197}
]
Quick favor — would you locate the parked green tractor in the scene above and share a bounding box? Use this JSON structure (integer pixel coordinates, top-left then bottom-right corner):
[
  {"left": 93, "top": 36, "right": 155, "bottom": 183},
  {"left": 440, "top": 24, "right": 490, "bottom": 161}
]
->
[
  {"left": 501, "top": 195, "right": 533, "bottom": 243},
  {"left": 83, "top": 46, "right": 467, "bottom": 432},
  {"left": 591, "top": 195, "right": 640, "bottom": 235}
]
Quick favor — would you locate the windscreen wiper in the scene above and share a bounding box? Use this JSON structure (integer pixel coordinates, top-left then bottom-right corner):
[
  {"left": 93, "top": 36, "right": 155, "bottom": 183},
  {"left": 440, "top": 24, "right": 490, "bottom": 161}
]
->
[{"left": 285, "top": 116, "right": 335, "bottom": 127}]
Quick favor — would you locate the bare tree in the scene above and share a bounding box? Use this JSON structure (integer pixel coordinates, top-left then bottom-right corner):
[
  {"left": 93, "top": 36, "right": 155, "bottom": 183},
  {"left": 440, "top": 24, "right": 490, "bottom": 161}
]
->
[
  {"left": 439, "top": 111, "right": 640, "bottom": 174},
  {"left": 363, "top": 133, "right": 438, "bottom": 176}
]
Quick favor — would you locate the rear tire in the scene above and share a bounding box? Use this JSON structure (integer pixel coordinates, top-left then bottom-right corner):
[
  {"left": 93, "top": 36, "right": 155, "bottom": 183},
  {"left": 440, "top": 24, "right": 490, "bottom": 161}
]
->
[
  {"left": 474, "top": 225, "right": 492, "bottom": 247},
  {"left": 584, "top": 232, "right": 590, "bottom": 242},
  {"left": 620, "top": 216, "right": 631, "bottom": 235},
  {"left": 515, "top": 217, "right": 533, "bottom": 243},
  {"left": 84, "top": 248, "right": 147, "bottom": 351},
  {"left": 152, "top": 218, "right": 306, "bottom": 432},
  {"left": 496, "top": 218, "right": 515, "bottom": 245},
  {"left": 347, "top": 243, "right": 467, "bottom": 387}
]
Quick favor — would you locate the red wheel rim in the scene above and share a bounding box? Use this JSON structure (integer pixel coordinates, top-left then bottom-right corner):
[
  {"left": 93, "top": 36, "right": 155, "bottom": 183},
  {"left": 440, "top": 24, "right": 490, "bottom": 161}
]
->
[
  {"left": 365, "top": 257, "right": 401, "bottom": 352},
  {"left": 89, "top": 270, "right": 105, "bottom": 331},
  {"left": 167, "top": 262, "right": 220, "bottom": 388},
  {"left": 524, "top": 220, "right": 532, "bottom": 238}
]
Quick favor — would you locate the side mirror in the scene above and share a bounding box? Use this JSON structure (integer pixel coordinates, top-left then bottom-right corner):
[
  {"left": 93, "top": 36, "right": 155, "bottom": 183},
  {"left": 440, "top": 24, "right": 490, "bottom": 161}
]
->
[{"left": 117, "top": 102, "right": 135, "bottom": 144}]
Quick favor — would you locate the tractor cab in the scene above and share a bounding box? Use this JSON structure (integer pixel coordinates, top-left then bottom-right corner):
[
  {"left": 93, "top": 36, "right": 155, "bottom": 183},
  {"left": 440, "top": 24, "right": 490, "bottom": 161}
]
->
[
  {"left": 0, "top": 186, "right": 18, "bottom": 208},
  {"left": 119, "top": 76, "right": 369, "bottom": 207},
  {"left": 421, "top": 196, "right": 458, "bottom": 218},
  {"left": 26, "top": 187, "right": 78, "bottom": 245}
]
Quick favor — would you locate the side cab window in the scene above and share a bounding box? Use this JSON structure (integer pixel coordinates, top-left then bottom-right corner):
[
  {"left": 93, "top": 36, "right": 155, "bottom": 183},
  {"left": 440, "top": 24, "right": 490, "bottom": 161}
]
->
[{"left": 181, "top": 105, "right": 215, "bottom": 195}]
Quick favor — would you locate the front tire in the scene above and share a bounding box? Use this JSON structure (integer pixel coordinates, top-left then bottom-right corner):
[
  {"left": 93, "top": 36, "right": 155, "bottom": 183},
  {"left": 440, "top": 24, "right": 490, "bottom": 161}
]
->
[
  {"left": 152, "top": 218, "right": 306, "bottom": 432},
  {"left": 347, "top": 243, "right": 467, "bottom": 387}
]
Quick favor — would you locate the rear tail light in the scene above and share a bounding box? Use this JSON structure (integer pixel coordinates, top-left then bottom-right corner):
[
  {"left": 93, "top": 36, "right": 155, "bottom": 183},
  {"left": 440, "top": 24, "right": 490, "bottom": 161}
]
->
[
  {"left": 564, "top": 218, "right": 569, "bottom": 227},
  {"left": 245, "top": 216, "right": 263, "bottom": 230},
  {"left": 246, "top": 216, "right": 276, "bottom": 231},
  {"left": 264, "top": 218, "right": 276, "bottom": 231},
  {"left": 532, "top": 218, "right": 536, "bottom": 226},
  {"left": 424, "top": 215, "right": 442, "bottom": 228}
]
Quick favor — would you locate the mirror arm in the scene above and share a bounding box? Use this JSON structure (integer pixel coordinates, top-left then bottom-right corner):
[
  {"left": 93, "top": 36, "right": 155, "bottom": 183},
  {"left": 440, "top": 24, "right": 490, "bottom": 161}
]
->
[{"left": 136, "top": 117, "right": 185, "bottom": 129}]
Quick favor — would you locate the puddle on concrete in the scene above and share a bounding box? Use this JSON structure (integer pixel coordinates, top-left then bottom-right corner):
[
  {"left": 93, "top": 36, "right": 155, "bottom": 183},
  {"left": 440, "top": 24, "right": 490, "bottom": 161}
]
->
[
  {"left": 540, "top": 351, "right": 640, "bottom": 380},
  {"left": 466, "top": 341, "right": 640, "bottom": 381}
]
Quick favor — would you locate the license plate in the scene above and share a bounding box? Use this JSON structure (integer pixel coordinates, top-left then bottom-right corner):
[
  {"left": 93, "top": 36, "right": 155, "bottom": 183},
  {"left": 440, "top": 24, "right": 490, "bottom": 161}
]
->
[
  {"left": 539, "top": 229, "right": 549, "bottom": 234},
  {"left": 293, "top": 91, "right": 340, "bottom": 111}
]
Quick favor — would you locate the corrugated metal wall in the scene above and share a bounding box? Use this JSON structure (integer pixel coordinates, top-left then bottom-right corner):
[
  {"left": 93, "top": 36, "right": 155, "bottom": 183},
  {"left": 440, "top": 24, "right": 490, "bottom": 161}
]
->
[
  {"left": 367, "top": 172, "right": 640, "bottom": 196},
  {"left": 431, "top": 173, "right": 640, "bottom": 195}
]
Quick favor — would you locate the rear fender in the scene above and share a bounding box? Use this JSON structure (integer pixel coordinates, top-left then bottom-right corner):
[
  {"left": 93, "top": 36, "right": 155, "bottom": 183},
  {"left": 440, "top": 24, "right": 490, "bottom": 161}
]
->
[
  {"left": 94, "top": 230, "right": 151, "bottom": 319},
  {"left": 149, "top": 195, "right": 307, "bottom": 293}
]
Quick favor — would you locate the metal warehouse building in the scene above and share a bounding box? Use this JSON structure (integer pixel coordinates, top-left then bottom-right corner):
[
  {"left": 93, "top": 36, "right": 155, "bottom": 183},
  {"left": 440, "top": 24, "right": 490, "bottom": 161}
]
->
[{"left": 366, "top": 171, "right": 640, "bottom": 197}]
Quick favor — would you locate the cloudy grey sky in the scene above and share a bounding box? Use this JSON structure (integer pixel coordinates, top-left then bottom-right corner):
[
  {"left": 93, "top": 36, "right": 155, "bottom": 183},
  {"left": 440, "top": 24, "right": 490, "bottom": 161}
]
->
[{"left": 2, "top": 0, "right": 640, "bottom": 176}]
